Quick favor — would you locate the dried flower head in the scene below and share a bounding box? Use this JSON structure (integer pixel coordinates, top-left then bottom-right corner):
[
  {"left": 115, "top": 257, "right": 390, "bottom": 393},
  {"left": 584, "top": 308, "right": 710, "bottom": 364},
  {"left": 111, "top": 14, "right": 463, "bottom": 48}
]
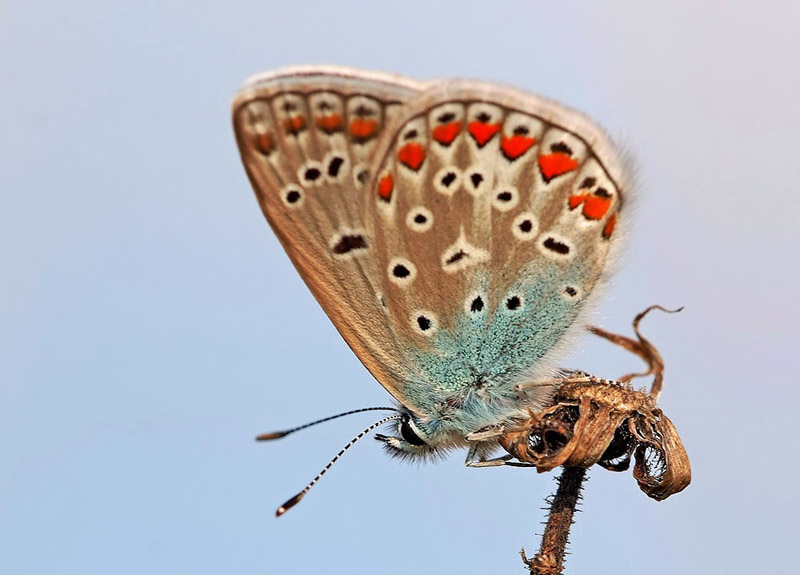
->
[{"left": 497, "top": 306, "right": 691, "bottom": 500}]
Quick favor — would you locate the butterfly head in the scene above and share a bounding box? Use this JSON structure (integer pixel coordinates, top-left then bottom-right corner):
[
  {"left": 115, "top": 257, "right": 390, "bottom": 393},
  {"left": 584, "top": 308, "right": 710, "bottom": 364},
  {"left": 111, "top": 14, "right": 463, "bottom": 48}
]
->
[
  {"left": 374, "top": 408, "right": 481, "bottom": 461},
  {"left": 374, "top": 410, "right": 441, "bottom": 460}
]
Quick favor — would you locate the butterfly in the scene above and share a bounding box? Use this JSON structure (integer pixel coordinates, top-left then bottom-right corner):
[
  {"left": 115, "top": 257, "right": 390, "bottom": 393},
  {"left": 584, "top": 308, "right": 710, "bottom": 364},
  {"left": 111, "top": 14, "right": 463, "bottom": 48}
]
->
[{"left": 232, "top": 66, "right": 630, "bottom": 513}]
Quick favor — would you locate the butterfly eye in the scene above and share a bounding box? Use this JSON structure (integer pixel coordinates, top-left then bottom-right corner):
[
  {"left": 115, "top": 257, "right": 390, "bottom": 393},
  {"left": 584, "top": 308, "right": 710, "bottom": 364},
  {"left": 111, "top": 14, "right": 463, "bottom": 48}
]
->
[{"left": 400, "top": 417, "right": 427, "bottom": 446}]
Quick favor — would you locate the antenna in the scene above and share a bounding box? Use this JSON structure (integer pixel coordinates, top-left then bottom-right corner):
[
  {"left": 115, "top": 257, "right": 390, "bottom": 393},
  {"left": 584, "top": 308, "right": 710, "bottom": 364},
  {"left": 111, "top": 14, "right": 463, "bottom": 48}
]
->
[
  {"left": 275, "top": 413, "right": 402, "bottom": 517},
  {"left": 255, "top": 407, "right": 398, "bottom": 440}
]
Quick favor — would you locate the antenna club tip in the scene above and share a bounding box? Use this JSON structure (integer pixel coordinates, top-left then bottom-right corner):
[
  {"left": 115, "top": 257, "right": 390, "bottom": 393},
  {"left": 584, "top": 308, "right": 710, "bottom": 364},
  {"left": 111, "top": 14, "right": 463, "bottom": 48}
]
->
[
  {"left": 256, "top": 431, "right": 287, "bottom": 441},
  {"left": 275, "top": 492, "right": 305, "bottom": 517}
]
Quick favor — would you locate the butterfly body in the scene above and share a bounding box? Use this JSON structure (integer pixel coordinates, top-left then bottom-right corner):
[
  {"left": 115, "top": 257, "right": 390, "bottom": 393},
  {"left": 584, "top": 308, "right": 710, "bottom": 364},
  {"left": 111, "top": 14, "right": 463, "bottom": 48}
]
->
[{"left": 233, "top": 67, "right": 629, "bottom": 458}]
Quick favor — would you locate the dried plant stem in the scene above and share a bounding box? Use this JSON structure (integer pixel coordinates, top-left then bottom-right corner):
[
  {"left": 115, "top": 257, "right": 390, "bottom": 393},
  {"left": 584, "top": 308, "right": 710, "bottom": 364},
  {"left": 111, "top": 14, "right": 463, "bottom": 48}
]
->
[{"left": 521, "top": 467, "right": 587, "bottom": 575}]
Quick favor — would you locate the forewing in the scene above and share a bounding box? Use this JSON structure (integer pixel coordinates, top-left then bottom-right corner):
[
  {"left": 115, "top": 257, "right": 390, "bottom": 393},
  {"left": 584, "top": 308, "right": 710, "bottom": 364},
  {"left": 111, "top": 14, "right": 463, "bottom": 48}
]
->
[
  {"left": 232, "top": 67, "right": 423, "bottom": 402},
  {"left": 364, "top": 81, "right": 630, "bottom": 420}
]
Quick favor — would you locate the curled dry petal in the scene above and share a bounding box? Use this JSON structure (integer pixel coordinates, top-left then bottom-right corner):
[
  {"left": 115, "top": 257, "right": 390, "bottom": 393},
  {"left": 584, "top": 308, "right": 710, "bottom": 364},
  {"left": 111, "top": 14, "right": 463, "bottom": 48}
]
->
[
  {"left": 632, "top": 412, "right": 691, "bottom": 501},
  {"left": 498, "top": 381, "right": 691, "bottom": 501}
]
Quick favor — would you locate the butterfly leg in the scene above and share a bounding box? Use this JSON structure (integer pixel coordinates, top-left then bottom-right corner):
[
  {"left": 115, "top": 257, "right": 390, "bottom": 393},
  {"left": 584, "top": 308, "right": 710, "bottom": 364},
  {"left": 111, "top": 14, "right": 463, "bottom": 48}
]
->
[
  {"left": 465, "top": 422, "right": 536, "bottom": 442},
  {"left": 464, "top": 443, "right": 537, "bottom": 468}
]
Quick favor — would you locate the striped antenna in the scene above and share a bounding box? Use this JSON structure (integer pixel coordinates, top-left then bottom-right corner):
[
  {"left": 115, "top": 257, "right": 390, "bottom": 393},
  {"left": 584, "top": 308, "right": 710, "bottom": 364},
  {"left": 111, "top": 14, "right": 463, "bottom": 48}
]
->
[
  {"left": 256, "top": 407, "right": 397, "bottom": 440},
  {"left": 275, "top": 414, "right": 402, "bottom": 517}
]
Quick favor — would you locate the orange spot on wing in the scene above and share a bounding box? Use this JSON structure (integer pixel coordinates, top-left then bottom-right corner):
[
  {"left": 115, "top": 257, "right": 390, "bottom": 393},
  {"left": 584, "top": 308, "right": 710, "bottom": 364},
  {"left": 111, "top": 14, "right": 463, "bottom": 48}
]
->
[
  {"left": 253, "top": 132, "right": 274, "bottom": 155},
  {"left": 283, "top": 115, "right": 306, "bottom": 135},
  {"left": 602, "top": 213, "right": 617, "bottom": 239},
  {"left": 568, "top": 194, "right": 586, "bottom": 210},
  {"left": 377, "top": 173, "right": 394, "bottom": 202},
  {"left": 397, "top": 142, "right": 426, "bottom": 171},
  {"left": 467, "top": 121, "right": 501, "bottom": 147},
  {"left": 349, "top": 118, "right": 379, "bottom": 142},
  {"left": 500, "top": 134, "right": 536, "bottom": 160},
  {"left": 316, "top": 114, "right": 343, "bottom": 133},
  {"left": 432, "top": 122, "right": 461, "bottom": 146},
  {"left": 538, "top": 152, "right": 579, "bottom": 182},
  {"left": 582, "top": 195, "right": 612, "bottom": 220}
]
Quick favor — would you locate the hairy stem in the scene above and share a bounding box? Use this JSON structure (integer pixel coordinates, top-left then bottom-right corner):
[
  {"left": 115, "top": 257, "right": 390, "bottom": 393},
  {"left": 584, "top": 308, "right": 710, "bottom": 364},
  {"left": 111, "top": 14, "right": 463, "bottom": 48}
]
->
[{"left": 522, "top": 467, "right": 587, "bottom": 574}]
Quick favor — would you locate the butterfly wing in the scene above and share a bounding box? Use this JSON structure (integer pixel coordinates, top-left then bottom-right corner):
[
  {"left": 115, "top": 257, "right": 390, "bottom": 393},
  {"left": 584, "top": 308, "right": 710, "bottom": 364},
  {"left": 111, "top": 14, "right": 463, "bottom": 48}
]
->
[
  {"left": 234, "top": 69, "right": 631, "bottom": 437},
  {"left": 232, "top": 67, "right": 424, "bottom": 403},
  {"left": 363, "top": 81, "right": 630, "bottom": 432}
]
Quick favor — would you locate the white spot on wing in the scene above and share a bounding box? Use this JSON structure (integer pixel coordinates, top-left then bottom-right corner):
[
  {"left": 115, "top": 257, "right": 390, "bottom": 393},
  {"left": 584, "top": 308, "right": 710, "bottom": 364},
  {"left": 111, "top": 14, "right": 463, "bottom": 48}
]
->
[
  {"left": 388, "top": 257, "right": 417, "bottom": 286},
  {"left": 406, "top": 206, "right": 434, "bottom": 233},
  {"left": 323, "top": 151, "right": 350, "bottom": 183},
  {"left": 464, "top": 166, "right": 491, "bottom": 197},
  {"left": 562, "top": 285, "right": 583, "bottom": 301},
  {"left": 537, "top": 233, "right": 575, "bottom": 260},
  {"left": 328, "top": 227, "right": 368, "bottom": 260},
  {"left": 441, "top": 229, "right": 490, "bottom": 273},
  {"left": 491, "top": 185, "right": 519, "bottom": 212},
  {"left": 433, "top": 166, "right": 461, "bottom": 196},
  {"left": 280, "top": 184, "right": 304, "bottom": 208},
  {"left": 411, "top": 310, "right": 438, "bottom": 336},
  {"left": 464, "top": 292, "right": 487, "bottom": 315},
  {"left": 511, "top": 212, "right": 538, "bottom": 240},
  {"left": 298, "top": 160, "right": 324, "bottom": 187}
]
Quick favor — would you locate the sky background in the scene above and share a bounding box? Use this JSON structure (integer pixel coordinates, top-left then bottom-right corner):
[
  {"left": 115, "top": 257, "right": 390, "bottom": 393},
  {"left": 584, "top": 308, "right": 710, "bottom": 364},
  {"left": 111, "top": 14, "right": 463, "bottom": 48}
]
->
[{"left": 2, "top": 1, "right": 798, "bottom": 573}]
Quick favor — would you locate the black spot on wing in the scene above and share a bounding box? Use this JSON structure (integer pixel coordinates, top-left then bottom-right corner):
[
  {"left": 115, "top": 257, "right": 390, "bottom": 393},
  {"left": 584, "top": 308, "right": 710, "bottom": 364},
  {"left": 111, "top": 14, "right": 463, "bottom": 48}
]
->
[
  {"left": 332, "top": 234, "right": 368, "bottom": 255},
  {"left": 441, "top": 172, "right": 457, "bottom": 187},
  {"left": 551, "top": 142, "right": 573, "bottom": 155},
  {"left": 392, "top": 264, "right": 411, "bottom": 278},
  {"left": 445, "top": 250, "right": 467, "bottom": 265},
  {"left": 327, "top": 156, "right": 344, "bottom": 177},
  {"left": 543, "top": 237, "right": 570, "bottom": 255}
]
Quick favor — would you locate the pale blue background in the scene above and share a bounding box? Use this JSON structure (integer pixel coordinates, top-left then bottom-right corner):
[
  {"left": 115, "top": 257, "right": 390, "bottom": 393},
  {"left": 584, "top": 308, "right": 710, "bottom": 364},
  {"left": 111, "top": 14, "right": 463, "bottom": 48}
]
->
[{"left": 2, "top": 2, "right": 798, "bottom": 573}]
